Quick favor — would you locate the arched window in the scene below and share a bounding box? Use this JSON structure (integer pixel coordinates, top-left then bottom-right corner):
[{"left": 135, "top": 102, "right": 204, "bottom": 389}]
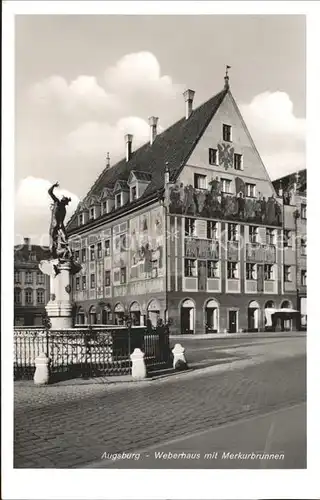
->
[
  {"left": 89, "top": 306, "right": 97, "bottom": 325},
  {"left": 37, "top": 289, "right": 45, "bottom": 304},
  {"left": 102, "top": 304, "right": 112, "bottom": 324},
  {"left": 265, "top": 300, "right": 275, "bottom": 309},
  {"left": 14, "top": 288, "right": 21, "bottom": 305},
  {"left": 281, "top": 300, "right": 293, "bottom": 309},
  {"left": 130, "top": 301, "right": 141, "bottom": 326},
  {"left": 76, "top": 306, "right": 85, "bottom": 325},
  {"left": 25, "top": 288, "right": 33, "bottom": 305},
  {"left": 147, "top": 299, "right": 161, "bottom": 327},
  {"left": 114, "top": 303, "right": 125, "bottom": 325}
]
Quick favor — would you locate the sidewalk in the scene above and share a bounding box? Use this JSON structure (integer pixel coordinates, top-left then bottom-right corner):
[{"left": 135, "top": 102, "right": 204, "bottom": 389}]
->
[{"left": 170, "top": 330, "right": 306, "bottom": 340}]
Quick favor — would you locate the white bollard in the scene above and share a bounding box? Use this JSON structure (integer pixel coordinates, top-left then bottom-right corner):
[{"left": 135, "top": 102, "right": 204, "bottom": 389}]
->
[
  {"left": 130, "top": 348, "right": 147, "bottom": 380},
  {"left": 34, "top": 352, "right": 50, "bottom": 385},
  {"left": 172, "top": 343, "right": 188, "bottom": 370}
]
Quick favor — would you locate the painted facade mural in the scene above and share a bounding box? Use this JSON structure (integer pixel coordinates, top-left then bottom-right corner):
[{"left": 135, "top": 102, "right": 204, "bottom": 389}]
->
[
  {"left": 185, "top": 239, "right": 219, "bottom": 259},
  {"left": 218, "top": 143, "right": 234, "bottom": 170},
  {"left": 129, "top": 207, "right": 164, "bottom": 281},
  {"left": 246, "top": 243, "right": 276, "bottom": 263},
  {"left": 168, "top": 179, "right": 282, "bottom": 226}
]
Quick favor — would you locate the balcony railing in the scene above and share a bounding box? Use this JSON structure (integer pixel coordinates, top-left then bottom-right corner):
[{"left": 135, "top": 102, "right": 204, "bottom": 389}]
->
[{"left": 246, "top": 243, "right": 276, "bottom": 263}]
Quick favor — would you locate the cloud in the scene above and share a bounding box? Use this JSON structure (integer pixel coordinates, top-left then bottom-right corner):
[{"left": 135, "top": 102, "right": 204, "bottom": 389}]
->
[
  {"left": 65, "top": 116, "right": 151, "bottom": 161},
  {"left": 240, "top": 91, "right": 305, "bottom": 178},
  {"left": 15, "top": 177, "right": 79, "bottom": 244}
]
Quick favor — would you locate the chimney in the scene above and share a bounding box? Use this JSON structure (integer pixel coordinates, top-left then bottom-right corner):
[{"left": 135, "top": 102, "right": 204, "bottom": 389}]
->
[
  {"left": 106, "top": 152, "right": 110, "bottom": 168},
  {"left": 125, "top": 134, "right": 133, "bottom": 162},
  {"left": 278, "top": 180, "right": 283, "bottom": 197},
  {"left": 24, "top": 237, "right": 31, "bottom": 248},
  {"left": 183, "top": 89, "right": 195, "bottom": 119},
  {"left": 148, "top": 116, "right": 159, "bottom": 145}
]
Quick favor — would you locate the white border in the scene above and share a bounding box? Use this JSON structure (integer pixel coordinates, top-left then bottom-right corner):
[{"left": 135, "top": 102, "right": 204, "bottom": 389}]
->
[{"left": 2, "top": 2, "right": 320, "bottom": 500}]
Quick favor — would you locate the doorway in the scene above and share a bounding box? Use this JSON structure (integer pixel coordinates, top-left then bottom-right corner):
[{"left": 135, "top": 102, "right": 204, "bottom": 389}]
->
[
  {"left": 228, "top": 310, "right": 238, "bottom": 333},
  {"left": 248, "top": 301, "right": 260, "bottom": 332},
  {"left": 180, "top": 299, "right": 195, "bottom": 334}
]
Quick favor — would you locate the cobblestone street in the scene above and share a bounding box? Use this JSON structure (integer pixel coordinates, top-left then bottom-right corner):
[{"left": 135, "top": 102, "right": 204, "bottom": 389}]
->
[{"left": 14, "top": 336, "right": 306, "bottom": 469}]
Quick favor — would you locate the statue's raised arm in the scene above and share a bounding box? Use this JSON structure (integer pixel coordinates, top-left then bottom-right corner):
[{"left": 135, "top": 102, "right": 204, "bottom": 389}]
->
[{"left": 48, "top": 181, "right": 60, "bottom": 203}]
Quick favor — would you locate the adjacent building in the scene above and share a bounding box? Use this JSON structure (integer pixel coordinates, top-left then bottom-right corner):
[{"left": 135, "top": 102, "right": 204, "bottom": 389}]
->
[
  {"left": 66, "top": 75, "right": 302, "bottom": 334},
  {"left": 273, "top": 169, "right": 307, "bottom": 329},
  {"left": 14, "top": 238, "right": 50, "bottom": 326}
]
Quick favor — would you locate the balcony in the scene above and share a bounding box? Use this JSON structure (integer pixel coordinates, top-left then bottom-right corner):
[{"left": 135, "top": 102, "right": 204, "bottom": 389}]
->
[
  {"left": 185, "top": 238, "right": 219, "bottom": 259},
  {"left": 169, "top": 183, "right": 282, "bottom": 226},
  {"left": 227, "top": 241, "right": 239, "bottom": 261},
  {"left": 246, "top": 243, "right": 276, "bottom": 263}
]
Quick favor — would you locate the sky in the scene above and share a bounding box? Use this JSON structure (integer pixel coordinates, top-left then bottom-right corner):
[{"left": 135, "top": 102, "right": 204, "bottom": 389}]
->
[{"left": 14, "top": 14, "right": 306, "bottom": 245}]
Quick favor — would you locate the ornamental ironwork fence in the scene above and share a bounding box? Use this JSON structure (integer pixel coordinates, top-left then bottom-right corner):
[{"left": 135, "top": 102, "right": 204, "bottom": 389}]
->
[{"left": 14, "top": 325, "right": 171, "bottom": 382}]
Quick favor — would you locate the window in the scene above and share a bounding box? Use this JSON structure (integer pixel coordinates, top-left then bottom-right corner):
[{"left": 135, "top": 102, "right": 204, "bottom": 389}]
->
[
  {"left": 105, "top": 239, "right": 111, "bottom": 256},
  {"left": 284, "top": 265, "right": 292, "bottom": 282},
  {"left": 234, "top": 153, "right": 243, "bottom": 170},
  {"left": 75, "top": 277, "right": 80, "bottom": 291},
  {"left": 228, "top": 223, "right": 238, "bottom": 241},
  {"left": 249, "top": 226, "right": 259, "bottom": 244},
  {"left": 264, "top": 264, "right": 274, "bottom": 281},
  {"left": 207, "top": 221, "right": 218, "bottom": 240},
  {"left": 185, "top": 218, "right": 196, "bottom": 237},
  {"left": 97, "top": 242, "right": 102, "bottom": 259},
  {"left": 120, "top": 267, "right": 127, "bottom": 284},
  {"left": 37, "top": 289, "right": 45, "bottom": 304},
  {"left": 25, "top": 272, "right": 33, "bottom": 284},
  {"left": 246, "top": 263, "right": 257, "bottom": 280},
  {"left": 301, "top": 238, "right": 307, "bottom": 256},
  {"left": 221, "top": 178, "right": 232, "bottom": 193},
  {"left": 89, "top": 207, "right": 95, "bottom": 220},
  {"left": 105, "top": 270, "right": 111, "bottom": 286},
  {"left": 82, "top": 276, "right": 87, "bottom": 290},
  {"left": 81, "top": 248, "right": 86, "bottom": 262},
  {"left": 102, "top": 200, "right": 107, "bottom": 214},
  {"left": 30, "top": 253, "right": 37, "bottom": 262},
  {"left": 90, "top": 245, "right": 95, "bottom": 261},
  {"left": 284, "top": 230, "right": 292, "bottom": 248},
  {"left": 266, "top": 228, "right": 276, "bottom": 245},
  {"left": 131, "top": 186, "right": 137, "bottom": 201},
  {"left": 14, "top": 288, "right": 21, "bottom": 304},
  {"left": 301, "top": 204, "right": 307, "bottom": 219},
  {"left": 90, "top": 274, "right": 96, "bottom": 289},
  {"left": 209, "top": 148, "right": 218, "bottom": 165},
  {"left": 227, "top": 262, "right": 239, "bottom": 279},
  {"left": 194, "top": 173, "right": 207, "bottom": 190},
  {"left": 301, "top": 270, "right": 307, "bottom": 286},
  {"left": 245, "top": 183, "right": 256, "bottom": 198},
  {"left": 115, "top": 193, "right": 122, "bottom": 208},
  {"left": 207, "top": 260, "right": 219, "bottom": 278},
  {"left": 78, "top": 213, "right": 83, "bottom": 225},
  {"left": 14, "top": 271, "right": 21, "bottom": 284},
  {"left": 223, "top": 124, "right": 232, "bottom": 142},
  {"left": 74, "top": 250, "right": 80, "bottom": 261},
  {"left": 36, "top": 272, "right": 44, "bottom": 285},
  {"left": 25, "top": 289, "right": 33, "bottom": 305},
  {"left": 185, "top": 258, "right": 197, "bottom": 277}
]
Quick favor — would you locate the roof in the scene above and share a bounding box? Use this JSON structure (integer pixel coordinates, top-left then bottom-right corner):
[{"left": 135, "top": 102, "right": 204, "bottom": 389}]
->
[
  {"left": 67, "top": 87, "right": 228, "bottom": 232},
  {"left": 131, "top": 170, "right": 152, "bottom": 182},
  {"left": 273, "top": 169, "right": 306, "bottom": 195},
  {"left": 14, "top": 244, "right": 50, "bottom": 266}
]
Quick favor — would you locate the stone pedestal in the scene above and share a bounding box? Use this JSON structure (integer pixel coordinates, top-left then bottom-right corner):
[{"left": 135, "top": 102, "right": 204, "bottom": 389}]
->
[
  {"left": 172, "top": 343, "right": 188, "bottom": 370},
  {"left": 130, "top": 348, "right": 147, "bottom": 380},
  {"left": 39, "top": 259, "right": 77, "bottom": 329}
]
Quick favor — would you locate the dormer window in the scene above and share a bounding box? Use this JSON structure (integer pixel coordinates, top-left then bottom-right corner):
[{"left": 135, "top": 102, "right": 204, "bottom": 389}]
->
[
  {"left": 78, "top": 213, "right": 83, "bottom": 225},
  {"left": 115, "top": 193, "right": 122, "bottom": 208},
  {"left": 102, "top": 200, "right": 107, "bottom": 214},
  {"left": 89, "top": 207, "right": 95, "bottom": 220},
  {"left": 131, "top": 186, "right": 137, "bottom": 201}
]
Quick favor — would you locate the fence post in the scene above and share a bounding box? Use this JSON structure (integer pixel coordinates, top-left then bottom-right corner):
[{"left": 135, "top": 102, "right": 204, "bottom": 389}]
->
[
  {"left": 172, "top": 343, "right": 188, "bottom": 370},
  {"left": 34, "top": 352, "right": 50, "bottom": 385},
  {"left": 130, "top": 348, "right": 147, "bottom": 380}
]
